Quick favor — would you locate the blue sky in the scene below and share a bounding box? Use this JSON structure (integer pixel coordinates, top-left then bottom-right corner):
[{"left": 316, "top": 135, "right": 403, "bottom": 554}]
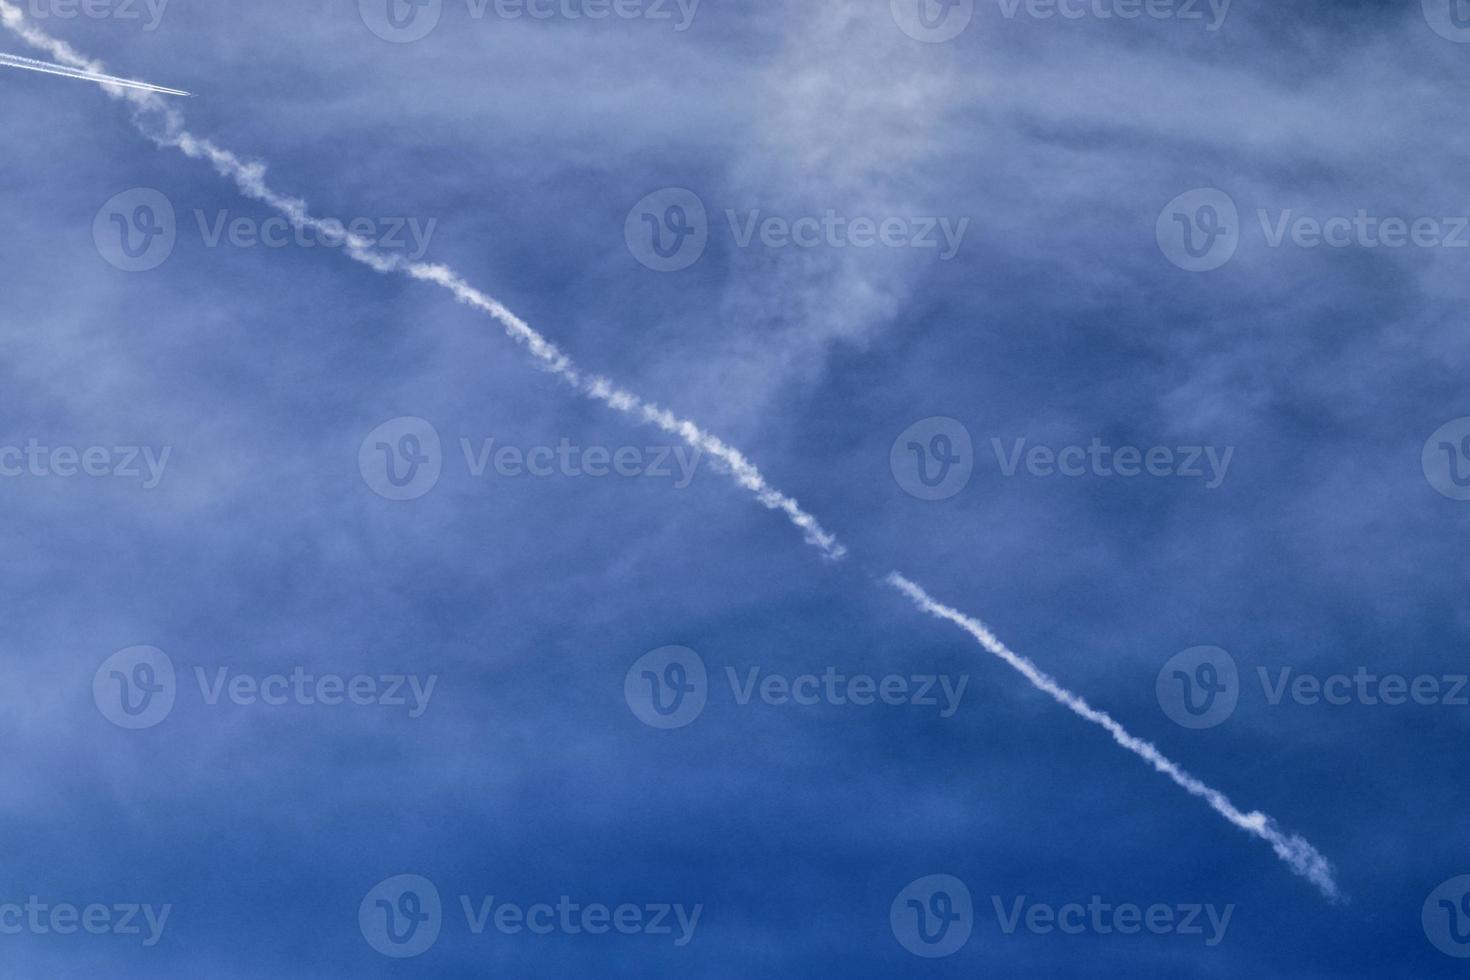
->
[{"left": 2, "top": 0, "right": 1470, "bottom": 975}]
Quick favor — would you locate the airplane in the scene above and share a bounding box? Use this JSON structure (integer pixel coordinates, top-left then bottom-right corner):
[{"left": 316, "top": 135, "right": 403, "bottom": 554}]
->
[{"left": 0, "top": 51, "right": 190, "bottom": 97}]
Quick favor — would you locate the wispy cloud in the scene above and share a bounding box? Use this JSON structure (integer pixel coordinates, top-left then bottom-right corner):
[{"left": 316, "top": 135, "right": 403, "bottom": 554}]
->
[{"left": 0, "top": 0, "right": 1343, "bottom": 901}]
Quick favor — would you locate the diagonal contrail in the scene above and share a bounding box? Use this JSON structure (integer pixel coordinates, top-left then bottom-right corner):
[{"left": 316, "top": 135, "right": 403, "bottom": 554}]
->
[
  {"left": 887, "top": 573, "right": 1341, "bottom": 901},
  {"left": 0, "top": 50, "right": 189, "bottom": 97},
  {"left": 0, "top": 1, "right": 1341, "bottom": 900}
]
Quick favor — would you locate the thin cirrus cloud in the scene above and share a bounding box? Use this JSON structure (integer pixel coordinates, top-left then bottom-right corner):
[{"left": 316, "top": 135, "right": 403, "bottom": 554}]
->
[{"left": 0, "top": 0, "right": 1340, "bottom": 903}]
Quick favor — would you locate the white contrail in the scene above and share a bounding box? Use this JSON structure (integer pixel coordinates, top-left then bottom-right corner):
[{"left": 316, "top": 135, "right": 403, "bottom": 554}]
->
[
  {"left": 0, "top": 51, "right": 189, "bottom": 97},
  {"left": 0, "top": 0, "right": 844, "bottom": 561},
  {"left": 0, "top": 1, "right": 1343, "bottom": 899},
  {"left": 887, "top": 572, "right": 1341, "bottom": 901}
]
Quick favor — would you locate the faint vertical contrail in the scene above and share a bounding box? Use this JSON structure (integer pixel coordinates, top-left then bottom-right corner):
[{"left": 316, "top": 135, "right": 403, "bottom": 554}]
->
[{"left": 0, "top": 1, "right": 1340, "bottom": 900}]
